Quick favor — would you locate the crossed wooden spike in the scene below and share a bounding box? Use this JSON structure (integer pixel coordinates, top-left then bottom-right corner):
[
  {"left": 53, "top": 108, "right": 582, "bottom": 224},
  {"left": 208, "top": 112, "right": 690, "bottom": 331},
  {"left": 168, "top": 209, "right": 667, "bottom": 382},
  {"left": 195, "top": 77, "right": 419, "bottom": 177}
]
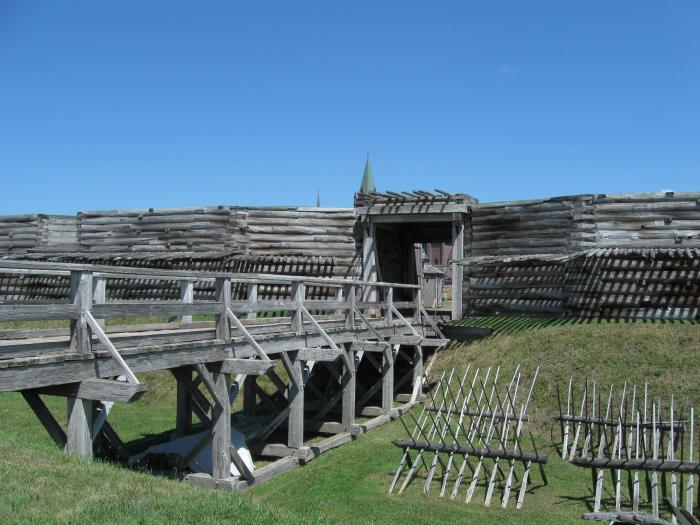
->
[
  {"left": 389, "top": 365, "right": 547, "bottom": 509},
  {"left": 556, "top": 377, "right": 698, "bottom": 524}
]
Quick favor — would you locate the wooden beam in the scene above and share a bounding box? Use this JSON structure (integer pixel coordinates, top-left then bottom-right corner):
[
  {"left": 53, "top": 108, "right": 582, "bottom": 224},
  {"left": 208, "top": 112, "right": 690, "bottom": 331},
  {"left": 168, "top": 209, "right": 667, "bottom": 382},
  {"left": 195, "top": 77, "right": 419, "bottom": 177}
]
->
[
  {"left": 296, "top": 347, "right": 342, "bottom": 362},
  {"left": 22, "top": 391, "right": 66, "bottom": 448},
  {"left": 221, "top": 358, "right": 275, "bottom": 375},
  {"left": 30, "top": 379, "right": 147, "bottom": 403},
  {"left": 349, "top": 341, "right": 390, "bottom": 352}
]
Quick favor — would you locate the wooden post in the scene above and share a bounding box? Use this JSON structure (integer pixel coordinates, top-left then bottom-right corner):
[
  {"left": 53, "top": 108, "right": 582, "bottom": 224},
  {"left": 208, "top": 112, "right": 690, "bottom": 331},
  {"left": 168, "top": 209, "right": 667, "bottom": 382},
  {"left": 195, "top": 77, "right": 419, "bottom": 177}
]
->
[
  {"left": 176, "top": 367, "right": 192, "bottom": 437},
  {"left": 291, "top": 282, "right": 305, "bottom": 335},
  {"left": 342, "top": 343, "right": 356, "bottom": 432},
  {"left": 66, "top": 396, "right": 94, "bottom": 458},
  {"left": 451, "top": 213, "right": 464, "bottom": 321},
  {"left": 214, "top": 277, "right": 231, "bottom": 341},
  {"left": 344, "top": 284, "right": 356, "bottom": 329},
  {"left": 382, "top": 344, "right": 395, "bottom": 412},
  {"left": 245, "top": 282, "right": 257, "bottom": 320},
  {"left": 413, "top": 345, "right": 423, "bottom": 399},
  {"left": 212, "top": 277, "right": 232, "bottom": 479},
  {"left": 334, "top": 286, "right": 344, "bottom": 317},
  {"left": 66, "top": 270, "right": 94, "bottom": 457},
  {"left": 69, "top": 270, "right": 93, "bottom": 354},
  {"left": 414, "top": 244, "right": 423, "bottom": 322},
  {"left": 385, "top": 286, "right": 393, "bottom": 323},
  {"left": 180, "top": 281, "right": 194, "bottom": 323},
  {"left": 244, "top": 376, "right": 257, "bottom": 417},
  {"left": 287, "top": 351, "right": 304, "bottom": 448},
  {"left": 210, "top": 362, "right": 231, "bottom": 479},
  {"left": 92, "top": 276, "right": 106, "bottom": 329},
  {"left": 362, "top": 221, "right": 378, "bottom": 305}
]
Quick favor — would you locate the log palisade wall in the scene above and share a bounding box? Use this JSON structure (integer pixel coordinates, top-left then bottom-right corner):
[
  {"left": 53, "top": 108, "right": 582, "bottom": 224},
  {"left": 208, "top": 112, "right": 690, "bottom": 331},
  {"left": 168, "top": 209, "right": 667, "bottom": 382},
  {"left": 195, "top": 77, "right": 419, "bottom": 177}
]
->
[
  {"left": 464, "top": 192, "right": 700, "bottom": 319},
  {"left": 0, "top": 215, "right": 78, "bottom": 253},
  {"left": 2, "top": 192, "right": 699, "bottom": 320}
]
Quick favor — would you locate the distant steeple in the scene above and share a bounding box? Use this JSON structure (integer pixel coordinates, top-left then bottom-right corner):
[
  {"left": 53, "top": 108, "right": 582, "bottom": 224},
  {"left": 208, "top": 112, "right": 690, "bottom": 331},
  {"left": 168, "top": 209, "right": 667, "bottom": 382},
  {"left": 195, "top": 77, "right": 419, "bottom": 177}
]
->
[
  {"left": 359, "top": 153, "right": 376, "bottom": 193},
  {"left": 316, "top": 189, "right": 320, "bottom": 207}
]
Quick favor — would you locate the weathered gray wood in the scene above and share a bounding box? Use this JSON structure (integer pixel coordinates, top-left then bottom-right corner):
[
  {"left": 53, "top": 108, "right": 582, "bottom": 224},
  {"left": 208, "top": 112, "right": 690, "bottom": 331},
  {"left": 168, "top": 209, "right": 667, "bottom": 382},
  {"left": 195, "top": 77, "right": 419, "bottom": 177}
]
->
[
  {"left": 341, "top": 343, "right": 355, "bottom": 432},
  {"left": 287, "top": 352, "right": 304, "bottom": 448},
  {"left": 22, "top": 391, "right": 67, "bottom": 447},
  {"left": 296, "top": 347, "right": 342, "bottom": 362},
  {"left": 210, "top": 362, "right": 231, "bottom": 480},
  {"left": 31, "top": 378, "right": 146, "bottom": 402},
  {"left": 220, "top": 358, "right": 275, "bottom": 375},
  {"left": 69, "top": 270, "right": 92, "bottom": 354},
  {"left": 66, "top": 396, "right": 94, "bottom": 458},
  {"left": 180, "top": 281, "right": 194, "bottom": 323},
  {"left": 381, "top": 344, "right": 395, "bottom": 412},
  {"left": 0, "top": 304, "right": 80, "bottom": 322}
]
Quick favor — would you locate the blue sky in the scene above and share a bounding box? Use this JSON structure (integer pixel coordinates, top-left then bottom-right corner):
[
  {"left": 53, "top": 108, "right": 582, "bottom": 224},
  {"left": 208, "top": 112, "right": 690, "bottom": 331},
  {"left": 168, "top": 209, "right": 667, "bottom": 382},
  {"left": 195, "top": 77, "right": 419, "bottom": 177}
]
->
[{"left": 1, "top": 1, "right": 698, "bottom": 214}]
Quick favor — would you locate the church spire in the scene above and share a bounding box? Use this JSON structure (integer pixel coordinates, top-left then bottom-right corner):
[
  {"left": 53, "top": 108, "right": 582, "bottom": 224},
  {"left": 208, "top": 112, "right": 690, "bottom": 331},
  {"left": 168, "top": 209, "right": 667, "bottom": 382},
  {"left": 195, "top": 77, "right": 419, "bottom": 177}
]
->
[{"left": 359, "top": 152, "right": 376, "bottom": 193}]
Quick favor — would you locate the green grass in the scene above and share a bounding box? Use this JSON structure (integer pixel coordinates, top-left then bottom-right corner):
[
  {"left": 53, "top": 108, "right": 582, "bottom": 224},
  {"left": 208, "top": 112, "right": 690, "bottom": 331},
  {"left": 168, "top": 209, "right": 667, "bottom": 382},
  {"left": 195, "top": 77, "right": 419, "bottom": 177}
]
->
[{"left": 1, "top": 319, "right": 698, "bottom": 523}]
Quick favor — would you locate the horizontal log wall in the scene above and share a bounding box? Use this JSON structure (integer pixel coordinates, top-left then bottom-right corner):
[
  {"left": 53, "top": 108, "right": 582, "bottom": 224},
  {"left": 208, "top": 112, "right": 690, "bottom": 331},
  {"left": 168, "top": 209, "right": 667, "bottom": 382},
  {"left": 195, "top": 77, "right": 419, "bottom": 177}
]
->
[
  {"left": 464, "top": 251, "right": 700, "bottom": 319},
  {"left": 464, "top": 192, "right": 700, "bottom": 318},
  {"left": 564, "top": 250, "right": 700, "bottom": 319},
  {"left": 0, "top": 215, "right": 78, "bottom": 253},
  {"left": 77, "top": 207, "right": 248, "bottom": 253}
]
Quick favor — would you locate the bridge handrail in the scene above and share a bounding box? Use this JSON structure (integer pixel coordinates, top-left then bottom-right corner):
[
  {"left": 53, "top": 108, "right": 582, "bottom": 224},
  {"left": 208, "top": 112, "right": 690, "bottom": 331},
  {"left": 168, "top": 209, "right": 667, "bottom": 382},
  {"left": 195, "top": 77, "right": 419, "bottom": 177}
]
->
[{"left": 0, "top": 259, "right": 419, "bottom": 289}]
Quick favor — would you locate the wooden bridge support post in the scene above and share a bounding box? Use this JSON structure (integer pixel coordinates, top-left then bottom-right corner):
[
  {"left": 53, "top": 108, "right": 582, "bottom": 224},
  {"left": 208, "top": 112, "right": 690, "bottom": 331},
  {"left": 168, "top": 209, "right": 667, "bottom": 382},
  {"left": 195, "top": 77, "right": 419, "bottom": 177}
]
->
[
  {"left": 66, "top": 270, "right": 95, "bottom": 457},
  {"left": 211, "top": 362, "right": 232, "bottom": 480},
  {"left": 243, "top": 376, "right": 257, "bottom": 417},
  {"left": 342, "top": 343, "right": 356, "bottom": 432},
  {"left": 176, "top": 368, "right": 193, "bottom": 437},
  {"left": 413, "top": 345, "right": 423, "bottom": 399},
  {"left": 211, "top": 277, "right": 232, "bottom": 479},
  {"left": 66, "top": 396, "right": 94, "bottom": 458},
  {"left": 382, "top": 344, "right": 395, "bottom": 412},
  {"left": 287, "top": 352, "right": 304, "bottom": 448}
]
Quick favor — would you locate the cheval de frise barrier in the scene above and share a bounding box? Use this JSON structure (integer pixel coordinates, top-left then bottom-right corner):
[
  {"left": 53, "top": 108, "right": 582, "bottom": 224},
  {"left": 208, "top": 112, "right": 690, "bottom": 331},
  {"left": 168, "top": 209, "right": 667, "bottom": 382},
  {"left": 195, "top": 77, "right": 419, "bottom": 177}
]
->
[{"left": 1, "top": 188, "right": 698, "bottom": 524}]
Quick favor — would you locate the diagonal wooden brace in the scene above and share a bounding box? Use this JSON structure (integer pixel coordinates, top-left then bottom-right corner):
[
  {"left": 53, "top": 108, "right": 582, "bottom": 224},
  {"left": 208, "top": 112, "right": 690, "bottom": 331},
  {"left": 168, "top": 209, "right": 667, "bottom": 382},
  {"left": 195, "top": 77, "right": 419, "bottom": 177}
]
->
[
  {"left": 226, "top": 307, "right": 271, "bottom": 362},
  {"left": 300, "top": 305, "right": 352, "bottom": 371},
  {"left": 85, "top": 311, "right": 139, "bottom": 384}
]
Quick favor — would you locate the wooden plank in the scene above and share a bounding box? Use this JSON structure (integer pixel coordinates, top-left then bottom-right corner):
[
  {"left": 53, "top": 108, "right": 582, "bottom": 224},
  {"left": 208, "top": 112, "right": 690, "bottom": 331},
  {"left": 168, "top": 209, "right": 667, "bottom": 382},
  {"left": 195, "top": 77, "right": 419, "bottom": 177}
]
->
[
  {"left": 296, "top": 347, "right": 342, "bottom": 362},
  {"left": 221, "top": 358, "right": 275, "bottom": 375},
  {"left": 31, "top": 378, "right": 147, "bottom": 403},
  {"left": 0, "top": 304, "right": 80, "bottom": 322}
]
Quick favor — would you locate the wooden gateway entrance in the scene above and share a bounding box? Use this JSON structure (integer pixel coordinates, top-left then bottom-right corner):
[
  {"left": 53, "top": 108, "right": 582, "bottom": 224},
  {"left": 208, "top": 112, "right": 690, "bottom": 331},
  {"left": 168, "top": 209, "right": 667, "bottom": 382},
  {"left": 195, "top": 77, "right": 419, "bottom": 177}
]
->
[{"left": 354, "top": 189, "right": 478, "bottom": 321}]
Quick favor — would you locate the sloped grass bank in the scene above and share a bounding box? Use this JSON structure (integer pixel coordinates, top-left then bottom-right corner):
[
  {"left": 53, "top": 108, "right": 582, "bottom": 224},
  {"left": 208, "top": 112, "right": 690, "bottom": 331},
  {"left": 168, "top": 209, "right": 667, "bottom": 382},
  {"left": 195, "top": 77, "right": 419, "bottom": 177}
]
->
[
  {"left": 0, "top": 321, "right": 697, "bottom": 523},
  {"left": 432, "top": 321, "right": 700, "bottom": 430}
]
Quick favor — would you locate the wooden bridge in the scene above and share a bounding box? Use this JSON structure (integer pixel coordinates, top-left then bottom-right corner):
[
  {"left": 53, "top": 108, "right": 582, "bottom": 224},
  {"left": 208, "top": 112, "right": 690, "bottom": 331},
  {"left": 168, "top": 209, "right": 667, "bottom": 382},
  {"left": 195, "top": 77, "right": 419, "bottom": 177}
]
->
[{"left": 0, "top": 260, "right": 447, "bottom": 490}]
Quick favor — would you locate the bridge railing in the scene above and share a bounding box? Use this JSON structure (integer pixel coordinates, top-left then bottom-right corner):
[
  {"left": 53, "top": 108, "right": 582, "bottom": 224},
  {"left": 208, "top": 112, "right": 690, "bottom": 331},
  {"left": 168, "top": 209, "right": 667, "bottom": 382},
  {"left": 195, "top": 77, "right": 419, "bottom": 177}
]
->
[{"left": 0, "top": 260, "right": 423, "bottom": 361}]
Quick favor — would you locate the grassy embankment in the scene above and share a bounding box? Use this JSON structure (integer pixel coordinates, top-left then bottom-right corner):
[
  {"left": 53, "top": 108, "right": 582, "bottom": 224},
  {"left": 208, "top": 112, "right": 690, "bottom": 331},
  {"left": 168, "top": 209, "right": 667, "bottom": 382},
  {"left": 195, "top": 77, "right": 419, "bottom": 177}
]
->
[{"left": 0, "top": 319, "right": 698, "bottom": 524}]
